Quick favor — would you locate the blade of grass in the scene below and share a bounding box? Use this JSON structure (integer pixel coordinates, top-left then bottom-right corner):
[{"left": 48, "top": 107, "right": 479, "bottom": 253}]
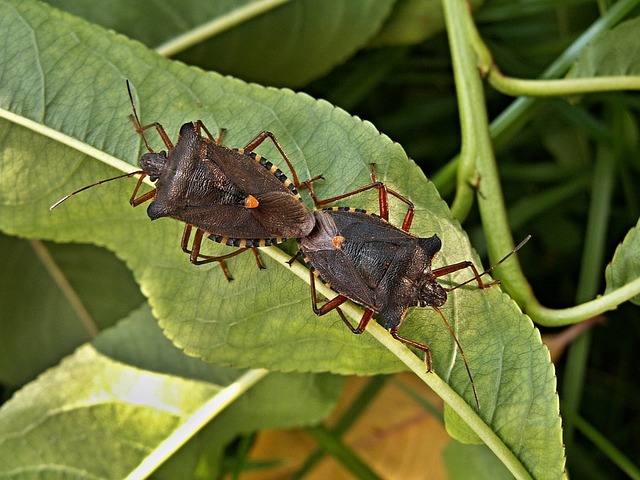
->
[
  {"left": 562, "top": 104, "right": 616, "bottom": 449},
  {"left": 563, "top": 409, "right": 640, "bottom": 480},
  {"left": 305, "top": 425, "right": 383, "bottom": 480},
  {"left": 294, "top": 376, "right": 389, "bottom": 479}
]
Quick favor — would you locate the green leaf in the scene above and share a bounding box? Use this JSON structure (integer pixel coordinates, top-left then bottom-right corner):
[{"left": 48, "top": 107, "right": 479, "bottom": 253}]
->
[
  {"left": 0, "top": 234, "right": 144, "bottom": 386},
  {"left": 46, "top": 0, "right": 395, "bottom": 87},
  {"left": 605, "top": 218, "right": 640, "bottom": 305},
  {"left": 369, "top": 0, "right": 484, "bottom": 47},
  {"left": 567, "top": 16, "right": 640, "bottom": 78},
  {"left": 0, "top": 0, "right": 563, "bottom": 477},
  {"left": 0, "top": 306, "right": 343, "bottom": 479},
  {"left": 44, "top": 0, "right": 261, "bottom": 48},
  {"left": 443, "top": 442, "right": 513, "bottom": 480}
]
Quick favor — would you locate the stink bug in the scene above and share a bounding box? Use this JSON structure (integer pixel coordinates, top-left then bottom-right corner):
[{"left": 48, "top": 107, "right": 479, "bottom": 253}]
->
[
  {"left": 51, "top": 80, "right": 315, "bottom": 280},
  {"left": 296, "top": 166, "right": 530, "bottom": 408}
]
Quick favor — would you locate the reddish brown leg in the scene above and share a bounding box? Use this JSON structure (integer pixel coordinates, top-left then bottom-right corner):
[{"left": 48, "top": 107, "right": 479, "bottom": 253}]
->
[
  {"left": 193, "top": 120, "right": 225, "bottom": 145},
  {"left": 389, "top": 327, "right": 433, "bottom": 372},
  {"left": 243, "top": 131, "right": 305, "bottom": 188},
  {"left": 251, "top": 248, "right": 266, "bottom": 270},
  {"left": 432, "top": 261, "right": 496, "bottom": 290},
  {"left": 309, "top": 270, "right": 375, "bottom": 334},
  {"left": 129, "top": 173, "right": 157, "bottom": 207},
  {"left": 287, "top": 251, "right": 302, "bottom": 266},
  {"left": 126, "top": 80, "right": 174, "bottom": 152},
  {"left": 304, "top": 164, "right": 415, "bottom": 232},
  {"left": 181, "top": 225, "right": 266, "bottom": 280},
  {"left": 369, "top": 165, "right": 415, "bottom": 232},
  {"left": 434, "top": 235, "right": 531, "bottom": 292},
  {"left": 129, "top": 117, "right": 174, "bottom": 151}
]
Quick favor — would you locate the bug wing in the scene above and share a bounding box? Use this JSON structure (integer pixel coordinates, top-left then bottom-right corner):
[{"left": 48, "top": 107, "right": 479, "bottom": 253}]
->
[
  {"left": 207, "top": 146, "right": 314, "bottom": 237},
  {"left": 300, "top": 211, "right": 378, "bottom": 308},
  {"left": 253, "top": 191, "right": 315, "bottom": 237},
  {"left": 212, "top": 146, "right": 295, "bottom": 196},
  {"left": 175, "top": 204, "right": 270, "bottom": 239},
  {"left": 332, "top": 210, "right": 415, "bottom": 304}
]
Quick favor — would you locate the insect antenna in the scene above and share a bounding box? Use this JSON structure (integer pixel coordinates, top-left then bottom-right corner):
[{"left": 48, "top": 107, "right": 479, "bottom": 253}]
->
[
  {"left": 433, "top": 306, "right": 480, "bottom": 409},
  {"left": 49, "top": 170, "right": 144, "bottom": 210},
  {"left": 448, "top": 235, "right": 531, "bottom": 292}
]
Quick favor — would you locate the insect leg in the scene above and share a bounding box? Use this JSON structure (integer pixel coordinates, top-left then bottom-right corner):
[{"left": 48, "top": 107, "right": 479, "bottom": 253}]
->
[
  {"left": 251, "top": 248, "right": 266, "bottom": 270},
  {"left": 369, "top": 164, "right": 414, "bottom": 231},
  {"left": 389, "top": 327, "right": 433, "bottom": 372},
  {"left": 243, "top": 131, "right": 305, "bottom": 189},
  {"left": 129, "top": 174, "right": 157, "bottom": 207},
  {"left": 193, "top": 120, "right": 226, "bottom": 145},
  {"left": 432, "top": 261, "right": 495, "bottom": 290},
  {"left": 126, "top": 80, "right": 173, "bottom": 151},
  {"left": 309, "top": 271, "right": 375, "bottom": 334},
  {"left": 181, "top": 225, "right": 256, "bottom": 281},
  {"left": 436, "top": 235, "right": 531, "bottom": 292},
  {"left": 306, "top": 164, "right": 416, "bottom": 231}
]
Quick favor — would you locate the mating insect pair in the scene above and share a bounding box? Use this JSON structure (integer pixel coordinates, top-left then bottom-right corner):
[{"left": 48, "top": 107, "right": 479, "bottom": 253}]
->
[{"left": 52, "top": 81, "right": 529, "bottom": 409}]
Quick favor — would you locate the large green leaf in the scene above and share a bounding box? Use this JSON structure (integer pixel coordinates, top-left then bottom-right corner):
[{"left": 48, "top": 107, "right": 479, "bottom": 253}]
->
[
  {"left": 605, "top": 217, "right": 640, "bottom": 305},
  {"left": 369, "top": 0, "right": 484, "bottom": 47},
  {"left": 567, "top": 16, "right": 640, "bottom": 78},
  {"left": 0, "top": 0, "right": 563, "bottom": 477},
  {"left": 0, "top": 306, "right": 343, "bottom": 479},
  {"left": 443, "top": 442, "right": 513, "bottom": 480},
  {"left": 0, "top": 234, "right": 144, "bottom": 386},
  {"left": 46, "top": 0, "right": 395, "bottom": 87}
]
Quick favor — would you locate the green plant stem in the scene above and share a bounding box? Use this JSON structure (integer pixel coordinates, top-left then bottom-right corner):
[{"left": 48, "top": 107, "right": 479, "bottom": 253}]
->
[
  {"left": 487, "top": 0, "right": 640, "bottom": 149},
  {"left": 155, "top": 0, "right": 290, "bottom": 57},
  {"left": 488, "top": 74, "right": 640, "bottom": 97},
  {"left": 465, "top": 1, "right": 640, "bottom": 97},
  {"left": 525, "top": 279, "right": 640, "bottom": 326},
  {"left": 443, "top": 0, "right": 526, "bottom": 292},
  {"left": 442, "top": 0, "right": 640, "bottom": 328},
  {"left": 443, "top": 0, "right": 493, "bottom": 223},
  {"left": 434, "top": 0, "right": 639, "bottom": 192}
]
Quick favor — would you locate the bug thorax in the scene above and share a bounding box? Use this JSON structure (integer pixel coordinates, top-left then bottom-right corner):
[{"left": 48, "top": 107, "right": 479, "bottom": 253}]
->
[
  {"left": 143, "top": 122, "right": 218, "bottom": 219},
  {"left": 412, "top": 234, "right": 446, "bottom": 308}
]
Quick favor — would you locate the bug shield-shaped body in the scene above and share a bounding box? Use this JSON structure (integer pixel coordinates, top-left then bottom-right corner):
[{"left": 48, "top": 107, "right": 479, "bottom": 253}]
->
[
  {"left": 299, "top": 208, "right": 447, "bottom": 329},
  {"left": 140, "top": 122, "right": 315, "bottom": 242}
]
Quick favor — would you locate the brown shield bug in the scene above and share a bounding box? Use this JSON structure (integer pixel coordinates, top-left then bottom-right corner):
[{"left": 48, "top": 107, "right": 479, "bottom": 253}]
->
[
  {"left": 296, "top": 167, "right": 530, "bottom": 408},
  {"left": 51, "top": 81, "right": 316, "bottom": 280}
]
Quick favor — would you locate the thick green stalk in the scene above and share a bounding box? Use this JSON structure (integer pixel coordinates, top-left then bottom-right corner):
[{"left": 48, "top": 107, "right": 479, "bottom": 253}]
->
[{"left": 444, "top": 0, "right": 526, "bottom": 289}]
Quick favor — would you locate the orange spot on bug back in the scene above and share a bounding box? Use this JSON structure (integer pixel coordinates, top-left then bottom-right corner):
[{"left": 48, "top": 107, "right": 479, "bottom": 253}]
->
[
  {"left": 244, "top": 195, "right": 259, "bottom": 208},
  {"left": 332, "top": 235, "right": 346, "bottom": 250}
]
